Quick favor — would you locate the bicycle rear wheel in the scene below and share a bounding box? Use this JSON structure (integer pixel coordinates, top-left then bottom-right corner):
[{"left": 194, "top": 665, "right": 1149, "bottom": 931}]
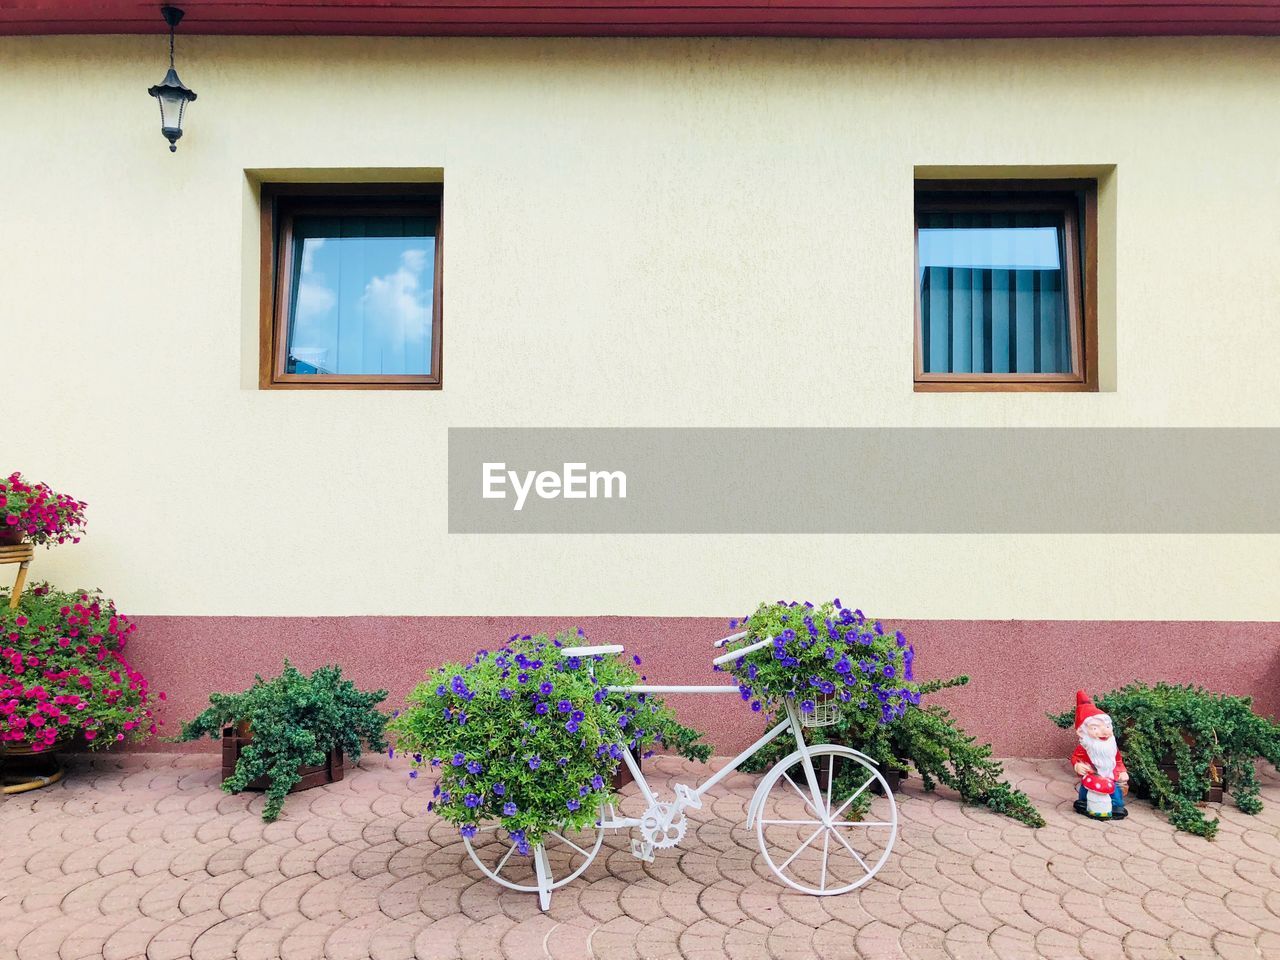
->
[{"left": 463, "top": 809, "right": 606, "bottom": 910}]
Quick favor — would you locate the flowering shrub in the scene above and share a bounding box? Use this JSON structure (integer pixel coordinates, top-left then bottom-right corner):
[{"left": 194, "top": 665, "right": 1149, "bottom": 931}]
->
[
  {"left": 733, "top": 601, "right": 1044, "bottom": 827},
  {"left": 716, "top": 599, "right": 918, "bottom": 724},
  {"left": 0, "top": 584, "right": 161, "bottom": 752},
  {"left": 0, "top": 472, "right": 87, "bottom": 546},
  {"left": 389, "top": 631, "right": 711, "bottom": 847}
]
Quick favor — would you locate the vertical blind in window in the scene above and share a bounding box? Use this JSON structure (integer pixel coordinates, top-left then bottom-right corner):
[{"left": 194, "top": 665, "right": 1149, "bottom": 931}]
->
[{"left": 917, "top": 212, "right": 1075, "bottom": 376}]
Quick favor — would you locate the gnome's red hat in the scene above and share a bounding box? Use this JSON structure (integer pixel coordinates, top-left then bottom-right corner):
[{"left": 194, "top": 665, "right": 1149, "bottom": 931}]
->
[{"left": 1074, "top": 690, "right": 1106, "bottom": 730}]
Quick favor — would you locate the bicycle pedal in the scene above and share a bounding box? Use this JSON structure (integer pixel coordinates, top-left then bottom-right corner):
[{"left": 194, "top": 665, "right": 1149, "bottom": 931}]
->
[
  {"left": 674, "top": 784, "right": 702, "bottom": 810},
  {"left": 630, "top": 839, "right": 655, "bottom": 863}
]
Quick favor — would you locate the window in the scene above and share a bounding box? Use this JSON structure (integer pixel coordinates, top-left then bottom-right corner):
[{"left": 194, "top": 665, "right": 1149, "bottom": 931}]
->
[
  {"left": 914, "top": 180, "right": 1097, "bottom": 392},
  {"left": 260, "top": 185, "right": 442, "bottom": 389}
]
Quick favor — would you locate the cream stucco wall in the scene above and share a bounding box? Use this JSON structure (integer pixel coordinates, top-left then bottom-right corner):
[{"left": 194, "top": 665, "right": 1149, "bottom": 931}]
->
[{"left": 3, "top": 35, "right": 1278, "bottom": 619}]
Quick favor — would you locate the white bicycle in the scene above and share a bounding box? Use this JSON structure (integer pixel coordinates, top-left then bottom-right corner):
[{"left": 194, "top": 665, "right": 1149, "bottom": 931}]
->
[{"left": 463, "top": 631, "right": 899, "bottom": 910}]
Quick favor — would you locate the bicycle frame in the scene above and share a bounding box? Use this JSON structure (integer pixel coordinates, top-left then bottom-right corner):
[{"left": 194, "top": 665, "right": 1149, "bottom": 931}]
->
[{"left": 600, "top": 684, "right": 831, "bottom": 841}]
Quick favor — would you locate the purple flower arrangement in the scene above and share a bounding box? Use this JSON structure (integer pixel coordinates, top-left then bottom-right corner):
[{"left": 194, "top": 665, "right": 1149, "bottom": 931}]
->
[
  {"left": 717, "top": 599, "right": 918, "bottom": 725},
  {"left": 388, "top": 630, "right": 711, "bottom": 848}
]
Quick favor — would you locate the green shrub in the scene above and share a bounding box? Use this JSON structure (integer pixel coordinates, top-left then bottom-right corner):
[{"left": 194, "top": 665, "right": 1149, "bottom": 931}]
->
[
  {"left": 389, "top": 631, "right": 710, "bottom": 849},
  {"left": 1050, "top": 682, "right": 1280, "bottom": 838},
  {"left": 745, "top": 673, "right": 1045, "bottom": 828},
  {"left": 175, "top": 661, "right": 388, "bottom": 822}
]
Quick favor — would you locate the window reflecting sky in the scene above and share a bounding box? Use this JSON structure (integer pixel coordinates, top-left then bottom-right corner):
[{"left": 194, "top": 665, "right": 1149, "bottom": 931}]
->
[{"left": 287, "top": 216, "right": 435, "bottom": 376}]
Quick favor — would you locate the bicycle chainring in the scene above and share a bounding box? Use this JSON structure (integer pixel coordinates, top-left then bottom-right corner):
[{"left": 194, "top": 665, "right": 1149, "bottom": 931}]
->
[{"left": 638, "top": 802, "right": 687, "bottom": 850}]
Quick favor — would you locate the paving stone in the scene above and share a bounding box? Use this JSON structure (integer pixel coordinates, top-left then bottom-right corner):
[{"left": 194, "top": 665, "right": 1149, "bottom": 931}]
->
[{"left": 0, "top": 755, "right": 1277, "bottom": 959}]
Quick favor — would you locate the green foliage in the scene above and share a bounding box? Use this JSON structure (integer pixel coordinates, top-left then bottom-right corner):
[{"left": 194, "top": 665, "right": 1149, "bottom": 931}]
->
[
  {"left": 1050, "top": 682, "right": 1280, "bottom": 839},
  {"left": 176, "top": 661, "right": 388, "bottom": 822},
  {"left": 743, "top": 668, "right": 1045, "bottom": 828},
  {"left": 717, "top": 600, "right": 918, "bottom": 725},
  {"left": 388, "top": 632, "right": 711, "bottom": 848},
  {"left": 0, "top": 584, "right": 159, "bottom": 751}
]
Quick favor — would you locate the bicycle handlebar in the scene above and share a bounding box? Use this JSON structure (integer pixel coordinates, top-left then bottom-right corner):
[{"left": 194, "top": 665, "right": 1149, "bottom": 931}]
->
[
  {"left": 711, "top": 635, "right": 774, "bottom": 667},
  {"left": 559, "top": 644, "right": 624, "bottom": 657}
]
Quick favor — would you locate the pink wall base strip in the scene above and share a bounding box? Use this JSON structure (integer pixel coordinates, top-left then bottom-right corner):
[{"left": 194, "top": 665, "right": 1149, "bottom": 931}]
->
[{"left": 125, "top": 616, "right": 1280, "bottom": 757}]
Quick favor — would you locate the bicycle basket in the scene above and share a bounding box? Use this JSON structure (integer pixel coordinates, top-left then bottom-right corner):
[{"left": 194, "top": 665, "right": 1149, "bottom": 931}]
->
[{"left": 801, "top": 693, "right": 841, "bottom": 729}]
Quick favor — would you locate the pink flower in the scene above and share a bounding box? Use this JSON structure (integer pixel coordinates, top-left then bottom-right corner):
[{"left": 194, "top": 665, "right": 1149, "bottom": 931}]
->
[{"left": 83, "top": 730, "right": 96, "bottom": 741}]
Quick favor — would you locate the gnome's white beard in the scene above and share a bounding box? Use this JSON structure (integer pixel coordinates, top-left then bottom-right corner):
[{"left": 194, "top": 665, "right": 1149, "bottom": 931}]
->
[{"left": 1080, "top": 733, "right": 1118, "bottom": 778}]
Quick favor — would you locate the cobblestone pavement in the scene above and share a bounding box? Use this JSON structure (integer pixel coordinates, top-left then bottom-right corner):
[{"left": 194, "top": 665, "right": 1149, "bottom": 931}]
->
[{"left": 2, "top": 753, "right": 1279, "bottom": 959}]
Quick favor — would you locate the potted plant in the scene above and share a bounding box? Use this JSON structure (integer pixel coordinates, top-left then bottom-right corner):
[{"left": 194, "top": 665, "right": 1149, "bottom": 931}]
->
[
  {"left": 731, "top": 600, "right": 1045, "bottom": 828},
  {"left": 176, "top": 661, "right": 390, "bottom": 822},
  {"left": 0, "top": 584, "right": 161, "bottom": 756},
  {"left": 388, "top": 631, "right": 710, "bottom": 846},
  {"left": 0, "top": 472, "right": 87, "bottom": 547},
  {"left": 1050, "top": 682, "right": 1280, "bottom": 838}
]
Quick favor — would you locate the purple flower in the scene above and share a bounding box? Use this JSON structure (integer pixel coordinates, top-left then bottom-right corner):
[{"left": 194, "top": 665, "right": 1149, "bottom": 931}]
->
[
  {"left": 579, "top": 785, "right": 590, "bottom": 796},
  {"left": 800, "top": 699, "right": 816, "bottom": 714},
  {"left": 566, "top": 799, "right": 581, "bottom": 812},
  {"left": 528, "top": 756, "right": 541, "bottom": 770},
  {"left": 633, "top": 655, "right": 642, "bottom": 666},
  {"left": 539, "top": 682, "right": 554, "bottom": 695},
  {"left": 451, "top": 753, "right": 465, "bottom": 766},
  {"left": 557, "top": 700, "right": 572, "bottom": 714},
  {"left": 883, "top": 665, "right": 896, "bottom": 679},
  {"left": 535, "top": 702, "right": 549, "bottom": 715},
  {"left": 466, "top": 761, "right": 483, "bottom": 775},
  {"left": 591, "top": 775, "right": 604, "bottom": 790},
  {"left": 499, "top": 688, "right": 513, "bottom": 701},
  {"left": 503, "top": 801, "right": 518, "bottom": 816},
  {"left": 460, "top": 824, "right": 478, "bottom": 838},
  {"left": 517, "top": 672, "right": 529, "bottom": 684},
  {"left": 493, "top": 783, "right": 506, "bottom": 796},
  {"left": 464, "top": 793, "right": 481, "bottom": 808},
  {"left": 409, "top": 770, "right": 419, "bottom": 779},
  {"left": 751, "top": 701, "right": 762, "bottom": 712},
  {"left": 426, "top": 801, "right": 434, "bottom": 811}
]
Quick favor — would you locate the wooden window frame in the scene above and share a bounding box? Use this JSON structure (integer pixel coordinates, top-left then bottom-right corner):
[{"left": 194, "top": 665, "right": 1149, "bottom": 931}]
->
[
  {"left": 913, "top": 179, "right": 1098, "bottom": 393},
  {"left": 259, "top": 183, "right": 443, "bottom": 390}
]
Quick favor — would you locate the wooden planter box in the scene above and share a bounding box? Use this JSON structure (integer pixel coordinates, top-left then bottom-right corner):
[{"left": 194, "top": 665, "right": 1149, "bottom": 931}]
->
[
  {"left": 1148, "top": 757, "right": 1225, "bottom": 803},
  {"left": 815, "top": 753, "right": 905, "bottom": 795},
  {"left": 611, "top": 746, "right": 642, "bottom": 790},
  {"left": 221, "top": 725, "right": 343, "bottom": 793}
]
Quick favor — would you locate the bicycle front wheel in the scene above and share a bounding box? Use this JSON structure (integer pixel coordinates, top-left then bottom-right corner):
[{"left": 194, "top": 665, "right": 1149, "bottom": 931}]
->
[{"left": 754, "top": 745, "right": 897, "bottom": 895}]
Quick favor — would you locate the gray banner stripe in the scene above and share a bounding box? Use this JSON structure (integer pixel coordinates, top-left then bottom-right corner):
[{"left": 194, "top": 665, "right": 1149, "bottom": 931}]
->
[{"left": 447, "top": 428, "right": 1280, "bottom": 534}]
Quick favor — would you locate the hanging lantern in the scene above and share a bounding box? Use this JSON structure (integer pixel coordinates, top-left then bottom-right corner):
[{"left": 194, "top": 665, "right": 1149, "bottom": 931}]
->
[{"left": 147, "top": 6, "right": 197, "bottom": 153}]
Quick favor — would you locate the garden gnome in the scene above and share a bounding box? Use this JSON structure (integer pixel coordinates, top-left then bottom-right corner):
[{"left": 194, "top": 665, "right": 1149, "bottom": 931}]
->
[{"left": 1071, "top": 691, "right": 1129, "bottom": 820}]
